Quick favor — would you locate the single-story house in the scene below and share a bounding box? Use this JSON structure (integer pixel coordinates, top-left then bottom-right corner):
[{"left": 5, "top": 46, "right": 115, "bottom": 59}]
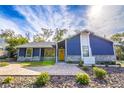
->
[{"left": 16, "top": 30, "right": 116, "bottom": 65}]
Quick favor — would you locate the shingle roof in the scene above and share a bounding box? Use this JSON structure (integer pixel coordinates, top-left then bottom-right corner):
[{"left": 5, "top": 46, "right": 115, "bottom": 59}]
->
[{"left": 16, "top": 42, "right": 56, "bottom": 48}]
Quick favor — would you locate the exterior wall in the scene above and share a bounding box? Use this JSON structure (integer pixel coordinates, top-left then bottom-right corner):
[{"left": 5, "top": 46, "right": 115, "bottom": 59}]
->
[
  {"left": 89, "top": 34, "right": 116, "bottom": 62},
  {"left": 94, "top": 55, "right": 116, "bottom": 62},
  {"left": 66, "top": 34, "right": 81, "bottom": 62},
  {"left": 66, "top": 55, "right": 81, "bottom": 62},
  {"left": 67, "top": 34, "right": 81, "bottom": 55},
  {"left": 17, "top": 57, "right": 40, "bottom": 61},
  {"left": 89, "top": 34, "right": 114, "bottom": 55}
]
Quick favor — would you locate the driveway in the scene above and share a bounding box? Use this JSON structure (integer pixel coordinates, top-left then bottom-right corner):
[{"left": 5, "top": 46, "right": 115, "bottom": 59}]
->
[{"left": 0, "top": 63, "right": 84, "bottom": 75}]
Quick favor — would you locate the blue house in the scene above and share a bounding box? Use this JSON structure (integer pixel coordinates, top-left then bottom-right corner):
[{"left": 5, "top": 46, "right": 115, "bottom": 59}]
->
[{"left": 17, "top": 30, "right": 116, "bottom": 65}]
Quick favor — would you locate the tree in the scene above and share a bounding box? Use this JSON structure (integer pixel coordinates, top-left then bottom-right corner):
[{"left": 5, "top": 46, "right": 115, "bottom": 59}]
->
[
  {"left": 33, "top": 34, "right": 45, "bottom": 42},
  {"left": 111, "top": 32, "right": 124, "bottom": 60},
  {"left": 53, "top": 28, "right": 67, "bottom": 42},
  {"left": 33, "top": 28, "right": 53, "bottom": 42},
  {"left": 0, "top": 29, "right": 28, "bottom": 57}
]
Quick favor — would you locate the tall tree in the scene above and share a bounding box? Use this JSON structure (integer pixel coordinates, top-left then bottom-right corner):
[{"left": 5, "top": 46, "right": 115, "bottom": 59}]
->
[{"left": 53, "top": 28, "right": 67, "bottom": 42}]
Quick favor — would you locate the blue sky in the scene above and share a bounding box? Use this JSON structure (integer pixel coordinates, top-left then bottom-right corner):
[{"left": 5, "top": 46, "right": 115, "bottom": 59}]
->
[{"left": 0, "top": 5, "right": 124, "bottom": 40}]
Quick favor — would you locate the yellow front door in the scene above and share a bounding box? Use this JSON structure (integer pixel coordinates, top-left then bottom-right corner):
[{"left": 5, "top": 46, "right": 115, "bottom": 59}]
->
[{"left": 59, "top": 49, "right": 65, "bottom": 61}]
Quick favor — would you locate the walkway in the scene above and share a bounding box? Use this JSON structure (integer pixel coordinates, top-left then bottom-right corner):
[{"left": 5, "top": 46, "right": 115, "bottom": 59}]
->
[{"left": 0, "top": 63, "right": 84, "bottom": 75}]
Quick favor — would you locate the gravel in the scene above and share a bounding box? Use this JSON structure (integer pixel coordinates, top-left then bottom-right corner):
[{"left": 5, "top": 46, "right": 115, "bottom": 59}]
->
[{"left": 0, "top": 67, "right": 124, "bottom": 88}]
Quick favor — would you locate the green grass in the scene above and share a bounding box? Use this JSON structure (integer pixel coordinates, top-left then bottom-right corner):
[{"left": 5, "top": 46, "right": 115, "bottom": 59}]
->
[
  {"left": 19, "top": 61, "right": 55, "bottom": 67},
  {"left": 0, "top": 62, "right": 9, "bottom": 67}
]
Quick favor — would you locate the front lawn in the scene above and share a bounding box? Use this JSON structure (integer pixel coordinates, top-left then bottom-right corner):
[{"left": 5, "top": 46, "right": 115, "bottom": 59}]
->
[
  {"left": 0, "top": 62, "right": 9, "bottom": 67},
  {"left": 19, "top": 61, "right": 55, "bottom": 67}
]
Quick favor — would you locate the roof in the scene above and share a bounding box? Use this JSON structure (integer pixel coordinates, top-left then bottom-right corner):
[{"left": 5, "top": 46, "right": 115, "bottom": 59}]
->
[
  {"left": 16, "top": 42, "right": 56, "bottom": 48},
  {"left": 57, "top": 29, "right": 113, "bottom": 43}
]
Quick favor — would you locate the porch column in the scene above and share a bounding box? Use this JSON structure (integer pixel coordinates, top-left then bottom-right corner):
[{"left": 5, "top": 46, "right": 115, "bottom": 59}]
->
[{"left": 56, "top": 43, "right": 58, "bottom": 63}]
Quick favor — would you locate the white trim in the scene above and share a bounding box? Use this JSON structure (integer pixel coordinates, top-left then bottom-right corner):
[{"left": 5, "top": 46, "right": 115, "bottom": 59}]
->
[
  {"left": 80, "top": 33, "right": 83, "bottom": 60},
  {"left": 17, "top": 48, "right": 20, "bottom": 57},
  {"left": 39, "top": 48, "right": 41, "bottom": 59},
  {"left": 55, "top": 43, "right": 58, "bottom": 63},
  {"left": 65, "top": 39, "right": 67, "bottom": 61},
  {"left": 88, "top": 33, "right": 92, "bottom": 56},
  {"left": 113, "top": 44, "right": 117, "bottom": 61}
]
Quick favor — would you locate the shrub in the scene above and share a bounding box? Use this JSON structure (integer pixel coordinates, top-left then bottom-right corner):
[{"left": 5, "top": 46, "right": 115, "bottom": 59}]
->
[
  {"left": 75, "top": 73, "right": 90, "bottom": 85},
  {"left": 3, "top": 76, "right": 14, "bottom": 84},
  {"left": 82, "top": 66, "right": 89, "bottom": 71},
  {"left": 67, "top": 60, "right": 72, "bottom": 64},
  {"left": 35, "top": 72, "right": 50, "bottom": 87},
  {"left": 78, "top": 59, "right": 84, "bottom": 67},
  {"left": 92, "top": 64, "right": 96, "bottom": 67},
  {"left": 0, "top": 62, "right": 9, "bottom": 67},
  {"left": 93, "top": 67, "right": 107, "bottom": 79}
]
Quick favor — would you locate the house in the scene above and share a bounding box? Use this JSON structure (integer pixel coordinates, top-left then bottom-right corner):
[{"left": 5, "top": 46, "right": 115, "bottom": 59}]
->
[
  {"left": 0, "top": 38, "right": 8, "bottom": 57},
  {"left": 16, "top": 30, "right": 116, "bottom": 65}
]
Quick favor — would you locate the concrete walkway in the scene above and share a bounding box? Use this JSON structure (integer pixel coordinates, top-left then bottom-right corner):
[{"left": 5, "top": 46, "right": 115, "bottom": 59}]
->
[{"left": 0, "top": 63, "right": 83, "bottom": 75}]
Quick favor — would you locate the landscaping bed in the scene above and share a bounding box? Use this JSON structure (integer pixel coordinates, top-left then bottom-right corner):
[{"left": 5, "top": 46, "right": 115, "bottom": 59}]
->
[{"left": 0, "top": 66, "right": 124, "bottom": 88}]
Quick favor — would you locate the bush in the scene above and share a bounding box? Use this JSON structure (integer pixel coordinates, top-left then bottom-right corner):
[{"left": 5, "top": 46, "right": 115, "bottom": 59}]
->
[
  {"left": 92, "top": 64, "right": 96, "bottom": 67},
  {"left": 3, "top": 76, "right": 14, "bottom": 84},
  {"left": 35, "top": 72, "right": 50, "bottom": 87},
  {"left": 0, "top": 62, "right": 9, "bottom": 67},
  {"left": 78, "top": 60, "right": 84, "bottom": 67},
  {"left": 82, "top": 66, "right": 89, "bottom": 71},
  {"left": 93, "top": 67, "right": 107, "bottom": 79},
  {"left": 75, "top": 73, "right": 90, "bottom": 85}
]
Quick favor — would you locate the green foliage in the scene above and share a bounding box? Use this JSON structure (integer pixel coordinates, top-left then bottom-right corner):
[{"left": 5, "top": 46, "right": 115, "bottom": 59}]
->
[
  {"left": 76, "top": 73, "right": 90, "bottom": 85},
  {"left": 3, "top": 76, "right": 14, "bottom": 84},
  {"left": 0, "top": 62, "right": 9, "bottom": 67},
  {"left": 111, "top": 32, "right": 124, "bottom": 60},
  {"left": 35, "top": 72, "right": 50, "bottom": 87},
  {"left": 96, "top": 61, "right": 116, "bottom": 65},
  {"left": 78, "top": 59, "right": 84, "bottom": 67},
  {"left": 92, "top": 64, "right": 96, "bottom": 67},
  {"left": 0, "top": 29, "right": 28, "bottom": 58},
  {"left": 93, "top": 67, "right": 107, "bottom": 79},
  {"left": 82, "top": 66, "right": 89, "bottom": 71},
  {"left": 19, "top": 61, "right": 55, "bottom": 67},
  {"left": 53, "top": 28, "right": 67, "bottom": 42}
]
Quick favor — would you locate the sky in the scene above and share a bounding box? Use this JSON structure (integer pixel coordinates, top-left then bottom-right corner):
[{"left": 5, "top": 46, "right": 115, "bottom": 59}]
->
[{"left": 0, "top": 5, "right": 124, "bottom": 41}]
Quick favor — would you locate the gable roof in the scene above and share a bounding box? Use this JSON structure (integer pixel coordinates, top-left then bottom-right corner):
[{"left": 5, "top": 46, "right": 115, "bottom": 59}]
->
[
  {"left": 57, "top": 29, "right": 113, "bottom": 43},
  {"left": 16, "top": 42, "right": 55, "bottom": 48}
]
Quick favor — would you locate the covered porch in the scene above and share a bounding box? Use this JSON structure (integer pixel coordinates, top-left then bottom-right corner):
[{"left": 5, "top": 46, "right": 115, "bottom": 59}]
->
[{"left": 17, "top": 42, "right": 56, "bottom": 62}]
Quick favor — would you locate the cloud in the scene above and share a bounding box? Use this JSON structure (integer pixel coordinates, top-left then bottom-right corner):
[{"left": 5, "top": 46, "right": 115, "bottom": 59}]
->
[
  {"left": 86, "top": 5, "right": 124, "bottom": 37},
  {"left": 14, "top": 5, "right": 86, "bottom": 39},
  {"left": 0, "top": 15, "right": 24, "bottom": 35}
]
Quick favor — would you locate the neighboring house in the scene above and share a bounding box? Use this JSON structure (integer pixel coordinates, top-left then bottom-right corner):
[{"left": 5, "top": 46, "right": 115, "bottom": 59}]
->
[
  {"left": 0, "top": 38, "right": 8, "bottom": 57},
  {"left": 16, "top": 30, "right": 116, "bottom": 65}
]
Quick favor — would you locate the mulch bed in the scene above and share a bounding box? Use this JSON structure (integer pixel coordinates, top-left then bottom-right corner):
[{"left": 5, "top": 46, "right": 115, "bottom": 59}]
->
[{"left": 0, "top": 67, "right": 124, "bottom": 88}]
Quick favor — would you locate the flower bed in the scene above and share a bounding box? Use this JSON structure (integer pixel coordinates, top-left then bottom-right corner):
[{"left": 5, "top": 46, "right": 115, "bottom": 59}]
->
[{"left": 0, "top": 67, "right": 124, "bottom": 88}]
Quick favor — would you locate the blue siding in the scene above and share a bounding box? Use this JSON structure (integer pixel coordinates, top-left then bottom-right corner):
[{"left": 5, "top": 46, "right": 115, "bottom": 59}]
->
[
  {"left": 89, "top": 34, "right": 114, "bottom": 55},
  {"left": 67, "top": 34, "right": 81, "bottom": 55},
  {"left": 33, "top": 48, "right": 40, "bottom": 57},
  {"left": 19, "top": 48, "right": 26, "bottom": 56}
]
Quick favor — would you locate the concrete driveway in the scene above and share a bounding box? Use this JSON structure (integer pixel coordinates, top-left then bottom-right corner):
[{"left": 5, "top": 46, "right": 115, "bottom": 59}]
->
[{"left": 0, "top": 63, "right": 83, "bottom": 75}]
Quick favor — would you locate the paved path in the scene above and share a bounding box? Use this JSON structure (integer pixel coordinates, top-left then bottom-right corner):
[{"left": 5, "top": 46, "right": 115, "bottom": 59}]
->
[{"left": 0, "top": 63, "right": 84, "bottom": 75}]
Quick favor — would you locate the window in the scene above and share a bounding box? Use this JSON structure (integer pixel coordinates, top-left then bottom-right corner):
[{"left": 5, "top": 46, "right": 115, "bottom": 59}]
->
[
  {"left": 26, "top": 48, "right": 32, "bottom": 57},
  {"left": 44, "top": 48, "right": 55, "bottom": 57},
  {"left": 83, "top": 46, "right": 89, "bottom": 57}
]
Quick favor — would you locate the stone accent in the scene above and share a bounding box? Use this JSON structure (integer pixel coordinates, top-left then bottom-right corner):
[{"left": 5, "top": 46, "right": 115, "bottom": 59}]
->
[
  {"left": 66, "top": 55, "right": 81, "bottom": 62},
  {"left": 17, "top": 57, "right": 40, "bottom": 61},
  {"left": 94, "top": 55, "right": 116, "bottom": 62}
]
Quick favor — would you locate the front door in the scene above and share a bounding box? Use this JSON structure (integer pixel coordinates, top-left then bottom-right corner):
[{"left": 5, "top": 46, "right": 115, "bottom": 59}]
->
[{"left": 59, "top": 48, "right": 65, "bottom": 61}]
